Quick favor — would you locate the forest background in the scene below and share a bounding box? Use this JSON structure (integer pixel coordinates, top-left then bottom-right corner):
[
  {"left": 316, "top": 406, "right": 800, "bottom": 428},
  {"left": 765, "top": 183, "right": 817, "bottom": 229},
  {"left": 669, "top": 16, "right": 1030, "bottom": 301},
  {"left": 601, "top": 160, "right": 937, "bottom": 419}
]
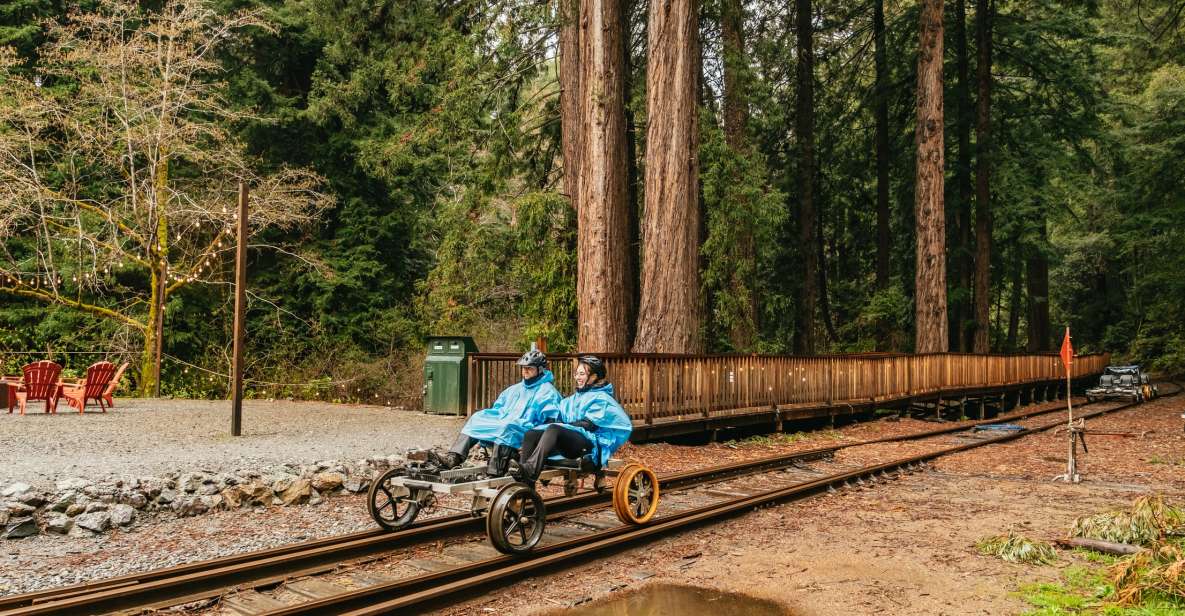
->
[{"left": 1, "top": 0, "right": 1182, "bottom": 405}]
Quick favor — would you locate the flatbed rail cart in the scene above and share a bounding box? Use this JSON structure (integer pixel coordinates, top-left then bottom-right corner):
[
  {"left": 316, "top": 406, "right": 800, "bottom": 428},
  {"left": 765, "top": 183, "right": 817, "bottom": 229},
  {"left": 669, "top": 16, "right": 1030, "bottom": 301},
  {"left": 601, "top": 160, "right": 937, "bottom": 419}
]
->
[{"left": 367, "top": 451, "right": 660, "bottom": 554}]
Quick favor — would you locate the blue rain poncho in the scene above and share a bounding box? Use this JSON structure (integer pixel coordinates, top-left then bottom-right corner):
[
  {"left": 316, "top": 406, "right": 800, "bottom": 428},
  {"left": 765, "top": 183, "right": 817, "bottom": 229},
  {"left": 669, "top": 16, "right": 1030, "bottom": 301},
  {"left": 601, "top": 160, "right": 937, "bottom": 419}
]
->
[
  {"left": 551, "top": 382, "right": 633, "bottom": 467},
  {"left": 461, "top": 370, "right": 562, "bottom": 449}
]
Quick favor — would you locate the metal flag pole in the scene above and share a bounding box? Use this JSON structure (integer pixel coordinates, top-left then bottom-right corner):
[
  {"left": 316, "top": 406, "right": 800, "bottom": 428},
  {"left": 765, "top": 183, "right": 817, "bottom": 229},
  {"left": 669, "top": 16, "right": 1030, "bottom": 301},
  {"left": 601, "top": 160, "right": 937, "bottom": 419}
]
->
[{"left": 1054, "top": 327, "right": 1080, "bottom": 483}]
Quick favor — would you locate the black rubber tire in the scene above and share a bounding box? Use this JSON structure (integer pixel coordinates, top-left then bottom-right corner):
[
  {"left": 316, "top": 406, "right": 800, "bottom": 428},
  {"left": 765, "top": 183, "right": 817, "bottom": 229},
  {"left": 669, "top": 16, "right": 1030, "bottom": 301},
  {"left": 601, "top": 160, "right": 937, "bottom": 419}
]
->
[
  {"left": 486, "top": 483, "right": 546, "bottom": 555},
  {"left": 367, "top": 467, "right": 421, "bottom": 531}
]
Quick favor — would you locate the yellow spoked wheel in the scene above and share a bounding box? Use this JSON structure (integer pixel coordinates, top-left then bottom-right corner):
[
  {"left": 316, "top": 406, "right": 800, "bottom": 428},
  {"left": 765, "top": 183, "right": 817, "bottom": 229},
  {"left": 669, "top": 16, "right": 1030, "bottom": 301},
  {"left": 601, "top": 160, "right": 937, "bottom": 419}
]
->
[{"left": 613, "top": 463, "right": 659, "bottom": 525}]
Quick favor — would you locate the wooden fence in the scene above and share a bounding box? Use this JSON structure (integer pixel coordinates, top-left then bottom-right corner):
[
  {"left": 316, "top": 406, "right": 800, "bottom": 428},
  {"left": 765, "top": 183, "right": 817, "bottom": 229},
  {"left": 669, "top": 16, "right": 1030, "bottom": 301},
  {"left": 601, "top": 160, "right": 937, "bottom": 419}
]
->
[{"left": 467, "top": 352, "right": 1110, "bottom": 424}]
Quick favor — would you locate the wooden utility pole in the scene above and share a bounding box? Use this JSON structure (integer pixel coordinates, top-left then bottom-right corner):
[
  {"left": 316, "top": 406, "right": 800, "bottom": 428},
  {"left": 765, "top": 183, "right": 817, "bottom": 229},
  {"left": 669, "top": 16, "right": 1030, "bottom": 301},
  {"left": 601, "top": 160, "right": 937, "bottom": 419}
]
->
[{"left": 230, "top": 183, "right": 248, "bottom": 437}]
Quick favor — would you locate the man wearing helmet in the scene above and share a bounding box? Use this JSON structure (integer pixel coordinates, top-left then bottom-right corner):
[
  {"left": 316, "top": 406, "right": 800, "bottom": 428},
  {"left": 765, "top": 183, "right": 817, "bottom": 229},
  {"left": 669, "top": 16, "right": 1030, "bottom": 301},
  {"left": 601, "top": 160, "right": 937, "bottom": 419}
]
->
[
  {"left": 517, "top": 355, "right": 632, "bottom": 483},
  {"left": 435, "top": 345, "right": 562, "bottom": 475}
]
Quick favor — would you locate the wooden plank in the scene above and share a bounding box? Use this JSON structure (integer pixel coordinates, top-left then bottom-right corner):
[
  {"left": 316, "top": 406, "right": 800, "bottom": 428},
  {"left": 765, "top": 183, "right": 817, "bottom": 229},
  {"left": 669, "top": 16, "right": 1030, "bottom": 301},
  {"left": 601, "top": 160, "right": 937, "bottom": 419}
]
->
[
  {"left": 284, "top": 579, "right": 347, "bottom": 600},
  {"left": 221, "top": 591, "right": 290, "bottom": 616}
]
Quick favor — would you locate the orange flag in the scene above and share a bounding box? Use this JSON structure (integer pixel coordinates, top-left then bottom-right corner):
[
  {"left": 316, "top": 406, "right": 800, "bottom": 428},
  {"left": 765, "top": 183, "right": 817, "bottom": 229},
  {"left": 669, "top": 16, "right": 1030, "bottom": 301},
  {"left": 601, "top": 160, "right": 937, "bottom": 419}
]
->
[{"left": 1059, "top": 327, "right": 1073, "bottom": 376}]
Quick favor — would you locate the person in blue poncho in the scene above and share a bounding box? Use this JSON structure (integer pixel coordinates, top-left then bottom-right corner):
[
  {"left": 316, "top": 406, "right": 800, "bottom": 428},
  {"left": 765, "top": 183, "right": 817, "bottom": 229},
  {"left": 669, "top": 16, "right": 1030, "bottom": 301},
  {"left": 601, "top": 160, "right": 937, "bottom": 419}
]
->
[
  {"left": 517, "top": 355, "right": 633, "bottom": 483},
  {"left": 434, "top": 346, "right": 562, "bottom": 476}
]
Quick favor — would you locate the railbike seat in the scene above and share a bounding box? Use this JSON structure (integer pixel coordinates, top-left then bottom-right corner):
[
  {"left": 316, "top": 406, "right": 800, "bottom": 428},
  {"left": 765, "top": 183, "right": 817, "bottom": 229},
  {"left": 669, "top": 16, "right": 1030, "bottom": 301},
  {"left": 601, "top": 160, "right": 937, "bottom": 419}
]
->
[{"left": 544, "top": 454, "right": 599, "bottom": 473}]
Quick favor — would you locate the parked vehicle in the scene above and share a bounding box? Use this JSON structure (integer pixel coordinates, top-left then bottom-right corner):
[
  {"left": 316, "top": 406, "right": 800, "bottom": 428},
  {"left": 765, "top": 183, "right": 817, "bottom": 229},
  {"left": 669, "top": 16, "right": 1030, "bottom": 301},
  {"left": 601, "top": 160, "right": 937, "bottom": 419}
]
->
[{"left": 1085, "top": 365, "right": 1157, "bottom": 403}]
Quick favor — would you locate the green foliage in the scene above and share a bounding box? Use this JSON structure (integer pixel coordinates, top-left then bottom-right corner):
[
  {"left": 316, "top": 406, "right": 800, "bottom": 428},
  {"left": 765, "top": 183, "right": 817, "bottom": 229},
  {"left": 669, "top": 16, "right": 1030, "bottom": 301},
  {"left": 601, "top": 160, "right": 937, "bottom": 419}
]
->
[
  {"left": 700, "top": 112, "right": 786, "bottom": 353},
  {"left": 5, "top": 0, "right": 1185, "bottom": 400}
]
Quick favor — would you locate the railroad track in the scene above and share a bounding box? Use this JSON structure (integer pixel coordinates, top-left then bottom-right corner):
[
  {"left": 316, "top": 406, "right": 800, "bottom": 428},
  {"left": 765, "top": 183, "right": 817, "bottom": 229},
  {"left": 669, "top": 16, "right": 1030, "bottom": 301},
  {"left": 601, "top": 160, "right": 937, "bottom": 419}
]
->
[{"left": 1, "top": 389, "right": 1172, "bottom": 616}]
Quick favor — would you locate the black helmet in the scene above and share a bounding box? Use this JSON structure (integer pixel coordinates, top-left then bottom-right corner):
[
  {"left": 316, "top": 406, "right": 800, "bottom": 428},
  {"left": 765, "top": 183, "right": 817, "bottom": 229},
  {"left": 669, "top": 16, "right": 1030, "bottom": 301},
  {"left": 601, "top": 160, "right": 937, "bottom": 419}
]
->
[
  {"left": 577, "top": 355, "right": 606, "bottom": 380},
  {"left": 516, "top": 347, "right": 549, "bottom": 370}
]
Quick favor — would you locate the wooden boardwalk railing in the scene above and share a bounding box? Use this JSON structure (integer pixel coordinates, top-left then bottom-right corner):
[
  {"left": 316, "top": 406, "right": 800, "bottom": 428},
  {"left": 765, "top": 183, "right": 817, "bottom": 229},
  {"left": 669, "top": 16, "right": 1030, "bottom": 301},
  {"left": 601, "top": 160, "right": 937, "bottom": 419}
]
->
[{"left": 467, "top": 352, "right": 1110, "bottom": 425}]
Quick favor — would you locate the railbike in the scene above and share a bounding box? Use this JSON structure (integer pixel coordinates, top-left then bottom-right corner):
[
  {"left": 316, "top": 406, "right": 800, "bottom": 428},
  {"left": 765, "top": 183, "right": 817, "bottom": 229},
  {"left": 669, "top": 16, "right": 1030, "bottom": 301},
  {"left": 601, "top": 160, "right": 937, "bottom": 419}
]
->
[{"left": 367, "top": 449, "right": 659, "bottom": 554}]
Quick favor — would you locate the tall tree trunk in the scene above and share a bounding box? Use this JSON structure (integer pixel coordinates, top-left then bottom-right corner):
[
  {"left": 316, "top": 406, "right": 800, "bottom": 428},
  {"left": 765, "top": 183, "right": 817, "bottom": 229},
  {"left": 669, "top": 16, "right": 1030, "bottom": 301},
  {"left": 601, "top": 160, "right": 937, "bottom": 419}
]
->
[
  {"left": 1025, "top": 220, "right": 1050, "bottom": 352},
  {"left": 559, "top": 0, "right": 581, "bottom": 205},
  {"left": 874, "top": 0, "right": 891, "bottom": 291},
  {"left": 914, "top": 0, "right": 948, "bottom": 353},
  {"left": 794, "top": 0, "right": 817, "bottom": 355},
  {"left": 1007, "top": 263, "right": 1021, "bottom": 351},
  {"left": 721, "top": 0, "right": 746, "bottom": 150},
  {"left": 972, "top": 0, "right": 993, "bottom": 353},
  {"left": 721, "top": 0, "right": 756, "bottom": 350},
  {"left": 952, "top": 0, "right": 973, "bottom": 352},
  {"left": 633, "top": 0, "right": 702, "bottom": 353},
  {"left": 577, "top": 0, "right": 633, "bottom": 353}
]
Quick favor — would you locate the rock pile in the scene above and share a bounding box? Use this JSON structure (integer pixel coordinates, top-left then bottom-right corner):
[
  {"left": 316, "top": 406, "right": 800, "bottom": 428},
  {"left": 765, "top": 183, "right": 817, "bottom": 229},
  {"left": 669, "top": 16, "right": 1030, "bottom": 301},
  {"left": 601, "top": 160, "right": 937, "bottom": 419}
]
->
[{"left": 0, "top": 455, "right": 404, "bottom": 539}]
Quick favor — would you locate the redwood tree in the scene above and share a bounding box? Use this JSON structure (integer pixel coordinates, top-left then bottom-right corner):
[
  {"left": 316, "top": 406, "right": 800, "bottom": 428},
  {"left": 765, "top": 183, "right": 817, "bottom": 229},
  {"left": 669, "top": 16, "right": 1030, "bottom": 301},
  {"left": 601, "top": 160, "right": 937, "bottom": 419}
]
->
[
  {"left": 952, "top": 0, "right": 973, "bottom": 351},
  {"left": 972, "top": 0, "right": 993, "bottom": 353},
  {"left": 575, "top": 0, "right": 633, "bottom": 353},
  {"left": 721, "top": 0, "right": 757, "bottom": 350},
  {"left": 633, "top": 0, "right": 701, "bottom": 353},
  {"left": 913, "top": 0, "right": 948, "bottom": 353},
  {"left": 874, "top": 0, "right": 891, "bottom": 292},
  {"left": 795, "top": 0, "right": 818, "bottom": 354}
]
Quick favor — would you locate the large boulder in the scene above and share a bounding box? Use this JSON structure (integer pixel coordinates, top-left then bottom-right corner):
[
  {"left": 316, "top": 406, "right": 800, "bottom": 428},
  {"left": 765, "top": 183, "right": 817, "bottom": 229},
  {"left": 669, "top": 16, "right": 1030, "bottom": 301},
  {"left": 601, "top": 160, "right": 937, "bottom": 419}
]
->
[
  {"left": 279, "top": 478, "right": 313, "bottom": 506},
  {"left": 156, "top": 489, "right": 178, "bottom": 505},
  {"left": 2, "top": 517, "right": 38, "bottom": 539},
  {"left": 56, "top": 478, "right": 89, "bottom": 492},
  {"left": 1, "top": 483, "right": 31, "bottom": 498},
  {"left": 199, "top": 495, "right": 224, "bottom": 511},
  {"left": 109, "top": 504, "right": 135, "bottom": 527},
  {"left": 220, "top": 486, "right": 244, "bottom": 509},
  {"left": 49, "top": 491, "right": 79, "bottom": 512},
  {"left": 311, "top": 472, "right": 344, "bottom": 492},
  {"left": 172, "top": 497, "right": 207, "bottom": 517},
  {"left": 342, "top": 475, "right": 370, "bottom": 494},
  {"left": 65, "top": 503, "right": 87, "bottom": 517},
  {"left": 123, "top": 491, "right": 148, "bottom": 509},
  {"left": 75, "top": 511, "right": 111, "bottom": 533},
  {"left": 224, "top": 481, "right": 270, "bottom": 508},
  {"left": 43, "top": 512, "right": 72, "bottom": 534},
  {"left": 138, "top": 478, "right": 166, "bottom": 498},
  {"left": 6, "top": 502, "right": 36, "bottom": 517},
  {"left": 16, "top": 491, "right": 46, "bottom": 507},
  {"left": 178, "top": 473, "right": 205, "bottom": 494}
]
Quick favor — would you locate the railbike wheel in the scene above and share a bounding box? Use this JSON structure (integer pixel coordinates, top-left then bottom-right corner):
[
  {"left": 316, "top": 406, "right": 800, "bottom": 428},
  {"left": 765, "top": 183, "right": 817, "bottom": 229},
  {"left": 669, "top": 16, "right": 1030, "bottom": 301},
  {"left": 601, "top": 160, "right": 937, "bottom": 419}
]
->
[
  {"left": 613, "top": 464, "right": 660, "bottom": 525},
  {"left": 367, "top": 467, "right": 422, "bottom": 531},
  {"left": 486, "top": 483, "right": 546, "bottom": 555}
]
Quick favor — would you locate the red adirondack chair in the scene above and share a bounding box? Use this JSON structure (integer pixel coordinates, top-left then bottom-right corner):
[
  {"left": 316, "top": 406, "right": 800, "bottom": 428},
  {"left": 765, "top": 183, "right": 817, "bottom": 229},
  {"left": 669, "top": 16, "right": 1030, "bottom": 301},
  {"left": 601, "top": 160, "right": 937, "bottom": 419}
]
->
[
  {"left": 102, "top": 362, "right": 129, "bottom": 408},
  {"left": 60, "top": 361, "right": 117, "bottom": 414},
  {"left": 10, "top": 361, "right": 63, "bottom": 415}
]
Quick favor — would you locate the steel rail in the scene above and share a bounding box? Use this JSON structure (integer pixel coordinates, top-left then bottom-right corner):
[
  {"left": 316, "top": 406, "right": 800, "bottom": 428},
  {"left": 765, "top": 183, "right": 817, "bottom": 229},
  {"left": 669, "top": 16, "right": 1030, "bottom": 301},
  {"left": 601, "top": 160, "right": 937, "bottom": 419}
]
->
[
  {"left": 0, "top": 391, "right": 1145, "bottom": 615},
  {"left": 260, "top": 386, "right": 1180, "bottom": 616}
]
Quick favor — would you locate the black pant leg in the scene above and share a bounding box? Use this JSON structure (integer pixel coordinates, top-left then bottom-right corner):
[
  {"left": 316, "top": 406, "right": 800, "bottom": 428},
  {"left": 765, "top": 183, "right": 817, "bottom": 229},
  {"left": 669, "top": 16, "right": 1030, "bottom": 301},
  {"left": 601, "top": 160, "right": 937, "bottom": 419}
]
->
[
  {"left": 519, "top": 426, "right": 563, "bottom": 481},
  {"left": 448, "top": 434, "right": 479, "bottom": 457},
  {"left": 520, "top": 425, "right": 594, "bottom": 481},
  {"left": 519, "top": 429, "right": 546, "bottom": 462},
  {"left": 550, "top": 426, "right": 594, "bottom": 458}
]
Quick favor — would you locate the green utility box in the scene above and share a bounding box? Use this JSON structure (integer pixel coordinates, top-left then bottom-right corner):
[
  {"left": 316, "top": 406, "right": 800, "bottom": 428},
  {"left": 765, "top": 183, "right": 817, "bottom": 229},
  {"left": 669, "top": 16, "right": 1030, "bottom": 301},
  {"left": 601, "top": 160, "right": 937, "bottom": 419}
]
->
[{"left": 423, "top": 336, "right": 479, "bottom": 415}]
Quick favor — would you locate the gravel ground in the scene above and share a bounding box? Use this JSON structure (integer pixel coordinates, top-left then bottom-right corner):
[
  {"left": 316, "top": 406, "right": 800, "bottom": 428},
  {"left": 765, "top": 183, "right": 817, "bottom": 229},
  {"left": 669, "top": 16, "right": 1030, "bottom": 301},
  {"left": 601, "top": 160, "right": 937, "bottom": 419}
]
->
[{"left": 0, "top": 398, "right": 465, "bottom": 489}]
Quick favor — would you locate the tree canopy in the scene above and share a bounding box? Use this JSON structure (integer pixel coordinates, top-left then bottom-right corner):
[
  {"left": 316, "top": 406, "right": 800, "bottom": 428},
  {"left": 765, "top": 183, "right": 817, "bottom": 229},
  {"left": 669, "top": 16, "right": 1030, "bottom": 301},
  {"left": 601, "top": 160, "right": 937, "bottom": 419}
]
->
[{"left": 2, "top": 0, "right": 1183, "bottom": 404}]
